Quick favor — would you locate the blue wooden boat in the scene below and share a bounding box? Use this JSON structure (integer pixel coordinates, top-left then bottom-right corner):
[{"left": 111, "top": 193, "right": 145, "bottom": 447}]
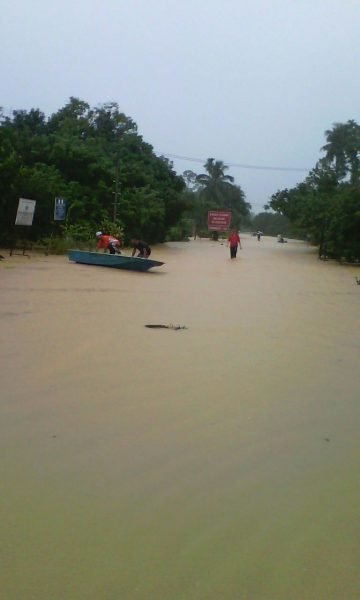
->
[{"left": 68, "top": 250, "right": 164, "bottom": 272}]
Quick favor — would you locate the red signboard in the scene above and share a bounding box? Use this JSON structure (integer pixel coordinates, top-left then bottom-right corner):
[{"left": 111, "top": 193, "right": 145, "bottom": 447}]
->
[{"left": 207, "top": 211, "right": 231, "bottom": 231}]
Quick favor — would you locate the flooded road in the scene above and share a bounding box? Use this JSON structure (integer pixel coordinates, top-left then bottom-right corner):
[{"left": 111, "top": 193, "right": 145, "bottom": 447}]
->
[{"left": 1, "top": 237, "right": 359, "bottom": 599}]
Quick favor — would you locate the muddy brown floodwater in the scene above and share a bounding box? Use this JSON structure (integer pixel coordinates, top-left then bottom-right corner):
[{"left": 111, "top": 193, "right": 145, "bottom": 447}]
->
[{"left": 1, "top": 237, "right": 359, "bottom": 599}]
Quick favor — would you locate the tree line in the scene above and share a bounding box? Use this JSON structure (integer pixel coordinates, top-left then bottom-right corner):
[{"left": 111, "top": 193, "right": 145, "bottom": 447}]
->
[
  {"left": 181, "top": 158, "right": 251, "bottom": 239},
  {"left": 0, "top": 97, "right": 252, "bottom": 248},
  {"left": 266, "top": 120, "right": 360, "bottom": 261},
  {"left": 0, "top": 98, "right": 187, "bottom": 246},
  {"left": 1, "top": 98, "right": 358, "bottom": 260}
]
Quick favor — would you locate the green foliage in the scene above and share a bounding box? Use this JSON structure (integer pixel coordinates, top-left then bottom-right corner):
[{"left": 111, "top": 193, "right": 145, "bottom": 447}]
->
[
  {"left": 97, "top": 217, "right": 124, "bottom": 242},
  {"left": 0, "top": 98, "right": 186, "bottom": 246},
  {"left": 322, "top": 120, "right": 360, "bottom": 185},
  {"left": 61, "top": 222, "right": 94, "bottom": 243},
  {"left": 39, "top": 236, "right": 76, "bottom": 254},
  {"left": 322, "top": 187, "right": 360, "bottom": 261},
  {"left": 166, "top": 218, "right": 192, "bottom": 241},
  {"left": 183, "top": 158, "right": 251, "bottom": 236},
  {"left": 267, "top": 121, "right": 360, "bottom": 261},
  {"left": 252, "top": 212, "right": 296, "bottom": 237}
]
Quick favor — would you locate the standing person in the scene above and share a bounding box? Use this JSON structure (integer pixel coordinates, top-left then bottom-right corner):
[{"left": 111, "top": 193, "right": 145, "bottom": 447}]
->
[
  {"left": 227, "top": 230, "right": 242, "bottom": 259},
  {"left": 96, "top": 231, "right": 121, "bottom": 255},
  {"left": 257, "top": 230, "right": 262, "bottom": 241},
  {"left": 131, "top": 238, "right": 151, "bottom": 258}
]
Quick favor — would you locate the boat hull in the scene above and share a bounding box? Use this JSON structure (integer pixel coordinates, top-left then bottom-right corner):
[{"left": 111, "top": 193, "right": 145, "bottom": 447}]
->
[{"left": 68, "top": 250, "right": 164, "bottom": 272}]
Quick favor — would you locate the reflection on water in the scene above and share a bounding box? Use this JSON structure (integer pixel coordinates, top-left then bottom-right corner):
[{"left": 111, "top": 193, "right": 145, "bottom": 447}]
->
[{"left": 1, "top": 238, "right": 359, "bottom": 599}]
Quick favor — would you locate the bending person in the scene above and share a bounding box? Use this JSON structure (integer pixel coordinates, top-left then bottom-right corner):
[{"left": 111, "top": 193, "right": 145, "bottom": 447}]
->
[
  {"left": 96, "top": 231, "right": 121, "bottom": 255},
  {"left": 131, "top": 238, "right": 151, "bottom": 258}
]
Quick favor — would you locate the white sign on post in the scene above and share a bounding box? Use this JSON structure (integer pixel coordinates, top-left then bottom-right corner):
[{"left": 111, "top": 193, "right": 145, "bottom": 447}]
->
[{"left": 15, "top": 198, "right": 36, "bottom": 226}]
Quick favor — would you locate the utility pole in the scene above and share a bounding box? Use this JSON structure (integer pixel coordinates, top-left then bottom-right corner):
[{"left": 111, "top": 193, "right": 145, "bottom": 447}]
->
[{"left": 113, "top": 159, "right": 120, "bottom": 222}]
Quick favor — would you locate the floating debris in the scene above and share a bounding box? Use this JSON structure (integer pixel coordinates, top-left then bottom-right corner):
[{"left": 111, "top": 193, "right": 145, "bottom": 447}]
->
[{"left": 145, "top": 324, "right": 187, "bottom": 330}]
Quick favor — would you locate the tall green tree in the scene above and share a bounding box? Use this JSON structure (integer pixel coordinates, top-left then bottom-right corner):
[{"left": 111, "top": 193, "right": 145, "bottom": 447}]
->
[
  {"left": 267, "top": 121, "right": 360, "bottom": 260},
  {"left": 252, "top": 212, "right": 295, "bottom": 237},
  {"left": 195, "top": 158, "right": 235, "bottom": 205},
  {"left": 322, "top": 120, "right": 360, "bottom": 185},
  {"left": 0, "top": 98, "right": 186, "bottom": 244},
  {"left": 189, "top": 158, "right": 250, "bottom": 235}
]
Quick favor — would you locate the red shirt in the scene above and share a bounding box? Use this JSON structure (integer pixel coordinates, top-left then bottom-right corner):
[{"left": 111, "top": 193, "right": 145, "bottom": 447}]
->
[
  {"left": 97, "top": 235, "right": 120, "bottom": 249},
  {"left": 97, "top": 234, "right": 110, "bottom": 249},
  {"left": 228, "top": 233, "right": 240, "bottom": 247}
]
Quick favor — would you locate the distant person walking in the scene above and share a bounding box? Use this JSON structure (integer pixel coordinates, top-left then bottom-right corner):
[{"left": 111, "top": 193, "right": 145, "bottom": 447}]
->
[
  {"left": 257, "top": 230, "right": 262, "bottom": 241},
  {"left": 131, "top": 238, "right": 151, "bottom": 258},
  {"left": 227, "top": 230, "right": 242, "bottom": 259}
]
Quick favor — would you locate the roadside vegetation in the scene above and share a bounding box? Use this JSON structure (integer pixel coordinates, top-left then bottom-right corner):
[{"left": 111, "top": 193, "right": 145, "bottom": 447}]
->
[
  {"left": 0, "top": 98, "right": 186, "bottom": 247},
  {"left": 265, "top": 120, "right": 360, "bottom": 261},
  {"left": 1, "top": 99, "right": 359, "bottom": 260}
]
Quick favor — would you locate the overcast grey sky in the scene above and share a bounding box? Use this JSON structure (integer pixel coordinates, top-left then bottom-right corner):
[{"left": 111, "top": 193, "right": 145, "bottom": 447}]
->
[{"left": 2, "top": 0, "right": 360, "bottom": 212}]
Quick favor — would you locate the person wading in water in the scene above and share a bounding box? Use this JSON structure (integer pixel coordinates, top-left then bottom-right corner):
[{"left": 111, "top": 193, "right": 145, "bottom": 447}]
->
[{"left": 227, "top": 230, "right": 242, "bottom": 259}]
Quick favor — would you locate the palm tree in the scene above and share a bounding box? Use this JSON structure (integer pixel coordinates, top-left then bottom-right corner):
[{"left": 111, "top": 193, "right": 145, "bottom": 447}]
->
[
  {"left": 322, "top": 120, "right": 360, "bottom": 185},
  {"left": 195, "top": 158, "right": 235, "bottom": 206},
  {"left": 193, "top": 158, "right": 249, "bottom": 236}
]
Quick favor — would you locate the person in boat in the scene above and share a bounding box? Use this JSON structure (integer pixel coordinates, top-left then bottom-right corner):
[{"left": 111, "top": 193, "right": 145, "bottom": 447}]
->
[
  {"left": 131, "top": 238, "right": 151, "bottom": 258},
  {"left": 96, "top": 231, "right": 121, "bottom": 255},
  {"left": 227, "top": 229, "right": 242, "bottom": 259}
]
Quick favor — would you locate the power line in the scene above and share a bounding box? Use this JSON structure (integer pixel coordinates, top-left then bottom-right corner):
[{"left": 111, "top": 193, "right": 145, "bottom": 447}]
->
[{"left": 160, "top": 152, "right": 311, "bottom": 172}]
